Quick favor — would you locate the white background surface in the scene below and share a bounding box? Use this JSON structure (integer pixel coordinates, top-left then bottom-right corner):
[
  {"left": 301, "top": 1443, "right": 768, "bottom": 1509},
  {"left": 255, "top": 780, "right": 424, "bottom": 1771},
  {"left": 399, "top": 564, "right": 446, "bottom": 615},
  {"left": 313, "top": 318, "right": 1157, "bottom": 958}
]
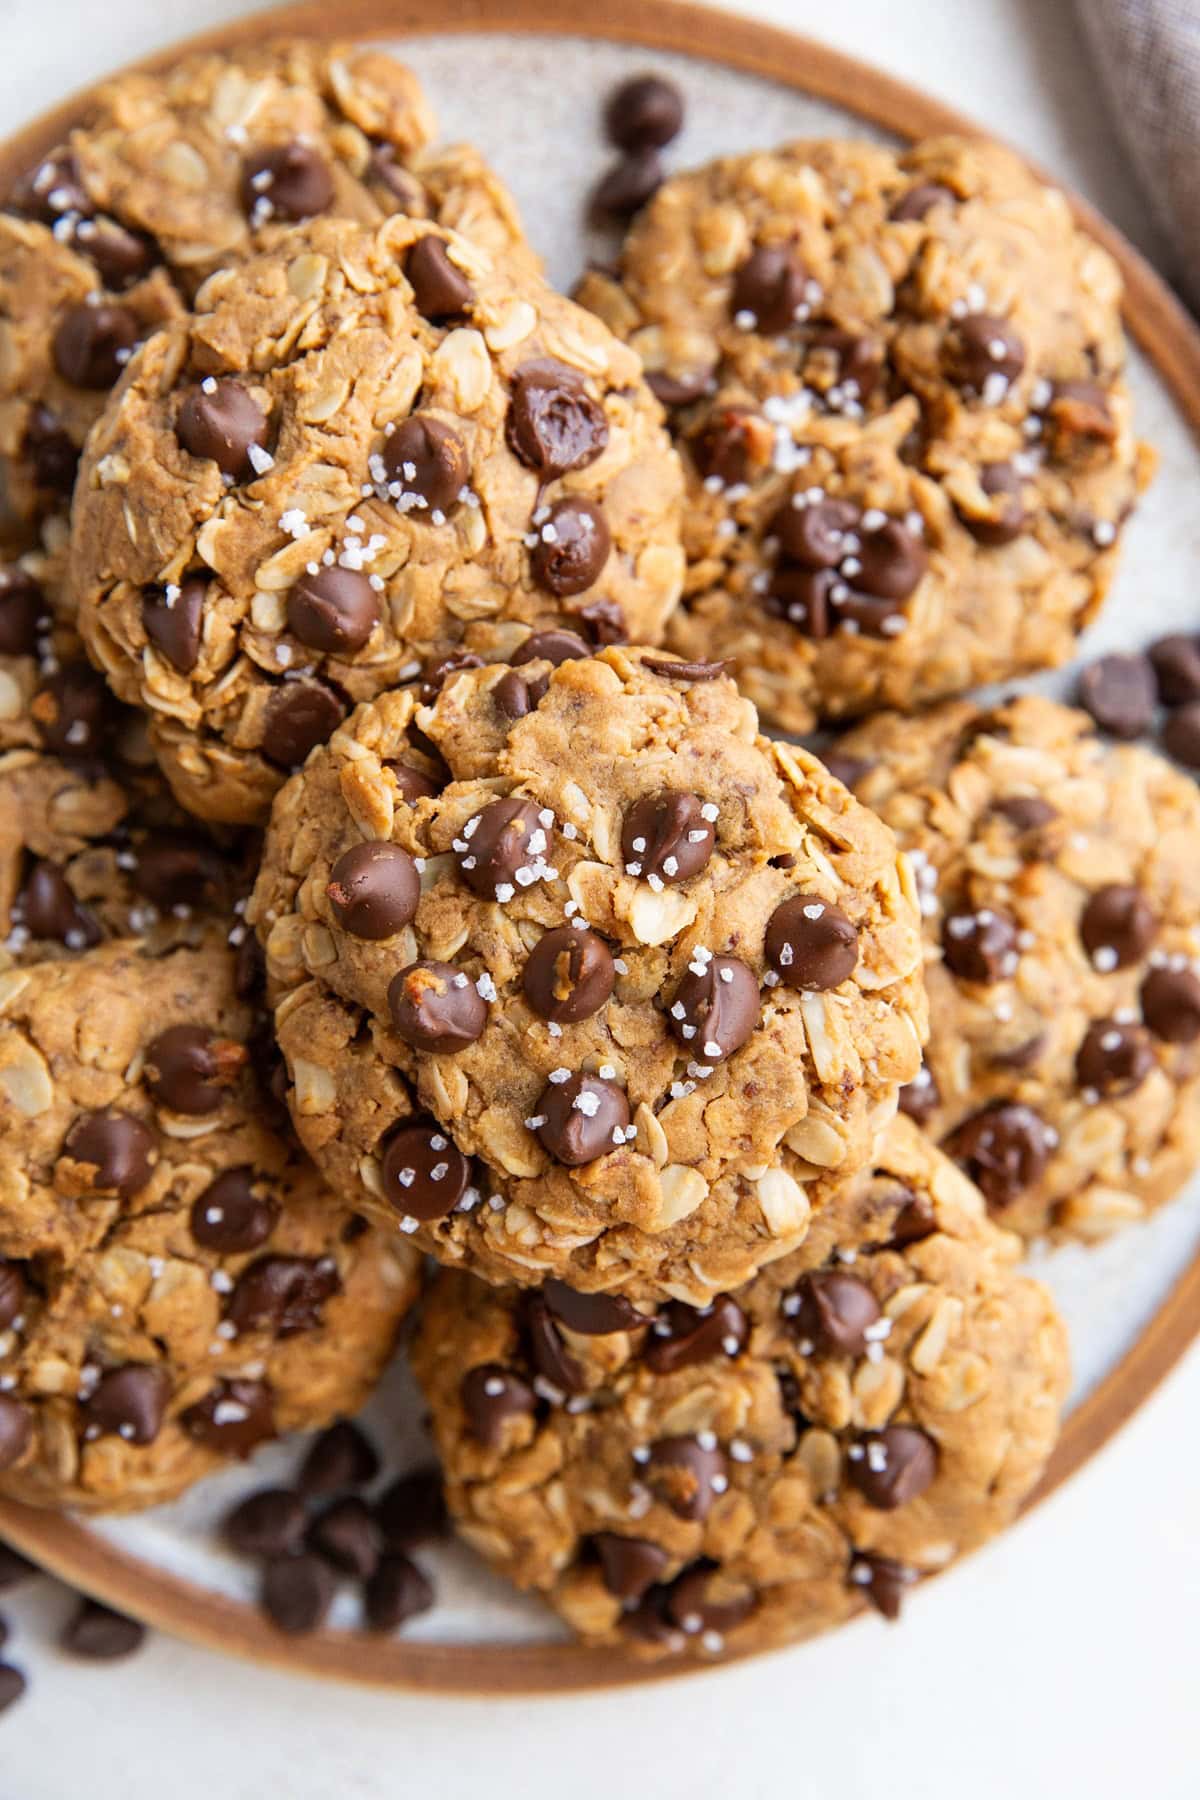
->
[{"left": 0, "top": 0, "right": 1197, "bottom": 1794}]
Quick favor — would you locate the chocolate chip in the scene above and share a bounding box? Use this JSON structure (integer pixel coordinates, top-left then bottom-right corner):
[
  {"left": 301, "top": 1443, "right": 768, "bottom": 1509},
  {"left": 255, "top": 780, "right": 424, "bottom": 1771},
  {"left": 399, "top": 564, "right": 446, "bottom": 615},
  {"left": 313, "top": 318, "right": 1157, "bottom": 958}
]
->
[
  {"left": 23, "top": 405, "right": 78, "bottom": 497},
  {"left": 0, "top": 568, "right": 46, "bottom": 655},
  {"left": 887, "top": 1187, "right": 939, "bottom": 1249},
  {"left": 668, "top": 954, "right": 758, "bottom": 1061},
  {"left": 766, "top": 562, "right": 831, "bottom": 639},
  {"left": 375, "top": 1467, "right": 447, "bottom": 1551},
  {"left": 287, "top": 567, "right": 379, "bottom": 655},
  {"left": 180, "top": 1377, "right": 276, "bottom": 1456},
  {"left": 456, "top": 796, "right": 547, "bottom": 900},
  {"left": 19, "top": 861, "right": 100, "bottom": 948},
  {"left": 493, "top": 671, "right": 536, "bottom": 720},
  {"left": 60, "top": 1599, "right": 145, "bottom": 1660},
  {"left": 326, "top": 842, "right": 419, "bottom": 940},
  {"left": 765, "top": 894, "right": 858, "bottom": 990},
  {"left": 366, "top": 144, "right": 424, "bottom": 209},
  {"left": 889, "top": 181, "right": 956, "bottom": 221},
  {"left": 592, "top": 150, "right": 664, "bottom": 220},
  {"left": 644, "top": 1434, "right": 728, "bottom": 1522},
  {"left": 298, "top": 1419, "right": 380, "bottom": 1497},
  {"left": 1043, "top": 379, "right": 1116, "bottom": 455},
  {"left": 0, "top": 1618, "right": 8, "bottom": 1652},
  {"left": 0, "top": 1663, "right": 26, "bottom": 1715},
  {"left": 1076, "top": 1018, "right": 1154, "bottom": 1097},
  {"left": 261, "top": 1552, "right": 335, "bottom": 1635},
  {"left": 665, "top": 1564, "right": 756, "bottom": 1638},
  {"left": 379, "top": 1121, "right": 471, "bottom": 1220},
  {"left": 224, "top": 1487, "right": 308, "bottom": 1558},
  {"left": 190, "top": 1167, "right": 278, "bottom": 1254},
  {"left": 690, "top": 404, "right": 766, "bottom": 485},
  {"left": 530, "top": 497, "right": 611, "bottom": 596},
  {"left": 0, "top": 1545, "right": 36, "bottom": 1589},
  {"left": 261, "top": 679, "right": 346, "bottom": 768},
  {"left": 0, "top": 1261, "right": 26, "bottom": 1332},
  {"left": 52, "top": 301, "right": 137, "bottom": 389},
  {"left": 419, "top": 648, "right": 483, "bottom": 702},
  {"left": 387, "top": 761, "right": 442, "bottom": 803},
  {"left": 640, "top": 656, "right": 728, "bottom": 682},
  {"left": 176, "top": 380, "right": 269, "bottom": 480},
  {"left": 9, "top": 149, "right": 92, "bottom": 221},
  {"left": 62, "top": 1109, "right": 156, "bottom": 1197},
  {"left": 382, "top": 414, "right": 469, "bottom": 516},
  {"left": 643, "top": 1296, "right": 749, "bottom": 1374},
  {"left": 807, "top": 327, "right": 885, "bottom": 403},
  {"left": 993, "top": 794, "right": 1058, "bottom": 834},
  {"left": 774, "top": 495, "right": 861, "bottom": 568},
  {"left": 82, "top": 1365, "right": 170, "bottom": 1446},
  {"left": 32, "top": 662, "right": 110, "bottom": 757},
  {"left": 308, "top": 1496, "right": 382, "bottom": 1579},
  {"left": 70, "top": 217, "right": 156, "bottom": 290},
  {"left": 947, "top": 313, "right": 1025, "bottom": 393},
  {"left": 506, "top": 362, "right": 609, "bottom": 480},
  {"left": 850, "top": 1552, "right": 915, "bottom": 1620},
  {"left": 1149, "top": 635, "right": 1200, "bottom": 706},
  {"left": 947, "top": 1103, "right": 1053, "bottom": 1208},
  {"left": 1080, "top": 884, "right": 1157, "bottom": 970},
  {"left": 1141, "top": 965, "right": 1200, "bottom": 1044},
  {"left": 388, "top": 959, "right": 488, "bottom": 1053},
  {"left": 847, "top": 1425, "right": 937, "bottom": 1510},
  {"left": 364, "top": 1554, "right": 434, "bottom": 1632},
  {"left": 226, "top": 1256, "right": 340, "bottom": 1338},
  {"left": 1078, "top": 653, "right": 1157, "bottom": 739},
  {"left": 820, "top": 751, "right": 871, "bottom": 791},
  {"left": 622, "top": 1591, "right": 685, "bottom": 1650},
  {"left": 145, "top": 1023, "right": 246, "bottom": 1114},
  {"left": 960, "top": 461, "right": 1026, "bottom": 546},
  {"left": 405, "top": 235, "right": 473, "bottom": 320},
  {"left": 542, "top": 1281, "right": 643, "bottom": 1335},
  {"left": 788, "top": 1270, "right": 881, "bottom": 1355},
  {"left": 578, "top": 597, "right": 629, "bottom": 645},
  {"left": 141, "top": 575, "right": 206, "bottom": 674},
  {"left": 897, "top": 1063, "right": 940, "bottom": 1125},
  {"left": 592, "top": 1533, "right": 671, "bottom": 1601},
  {"left": 522, "top": 925, "right": 615, "bottom": 1024},
  {"left": 513, "top": 628, "right": 592, "bottom": 667},
  {"left": 941, "top": 907, "right": 1019, "bottom": 984},
  {"left": 132, "top": 833, "right": 228, "bottom": 914},
  {"left": 0, "top": 1397, "right": 32, "bottom": 1473},
  {"left": 731, "top": 244, "right": 809, "bottom": 334},
  {"left": 605, "top": 74, "right": 684, "bottom": 149},
  {"left": 535, "top": 1071, "right": 631, "bottom": 1166},
  {"left": 240, "top": 143, "right": 333, "bottom": 221},
  {"left": 1162, "top": 701, "right": 1200, "bottom": 769},
  {"left": 621, "top": 790, "right": 715, "bottom": 885},
  {"left": 525, "top": 1295, "right": 586, "bottom": 1395},
  {"left": 461, "top": 1364, "right": 536, "bottom": 1447},
  {"left": 855, "top": 517, "right": 928, "bottom": 601}
]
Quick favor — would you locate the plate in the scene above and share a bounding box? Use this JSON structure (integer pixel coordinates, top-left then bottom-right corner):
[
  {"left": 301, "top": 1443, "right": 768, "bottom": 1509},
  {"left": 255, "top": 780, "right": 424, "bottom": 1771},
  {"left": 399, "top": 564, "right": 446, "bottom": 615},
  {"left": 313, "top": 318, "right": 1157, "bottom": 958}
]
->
[{"left": 0, "top": 0, "right": 1198, "bottom": 1694}]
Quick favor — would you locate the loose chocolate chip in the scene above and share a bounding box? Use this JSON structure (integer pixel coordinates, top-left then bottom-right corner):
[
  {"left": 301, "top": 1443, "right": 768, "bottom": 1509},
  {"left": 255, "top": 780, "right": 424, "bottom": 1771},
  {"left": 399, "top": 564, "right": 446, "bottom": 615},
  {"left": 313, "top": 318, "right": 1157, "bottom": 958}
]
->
[
  {"left": 419, "top": 649, "right": 483, "bottom": 702},
  {"left": 848, "top": 1425, "right": 937, "bottom": 1510},
  {"left": 9, "top": 149, "right": 92, "bottom": 221},
  {"left": 850, "top": 1552, "right": 915, "bottom": 1621},
  {"left": 1149, "top": 634, "right": 1200, "bottom": 706},
  {"left": 224, "top": 1487, "right": 308, "bottom": 1558},
  {"left": 525, "top": 1295, "right": 586, "bottom": 1395},
  {"left": 23, "top": 405, "right": 79, "bottom": 496},
  {"left": 530, "top": 497, "right": 611, "bottom": 596},
  {"left": 731, "top": 244, "right": 809, "bottom": 334},
  {"left": 947, "top": 313, "right": 1025, "bottom": 393},
  {"left": 522, "top": 925, "right": 615, "bottom": 1024},
  {"left": 898, "top": 1064, "right": 940, "bottom": 1125},
  {"left": 405, "top": 235, "right": 473, "bottom": 319},
  {"left": 506, "top": 362, "right": 609, "bottom": 480},
  {"left": 592, "top": 150, "right": 664, "bottom": 220},
  {"left": 69, "top": 217, "right": 156, "bottom": 290},
  {"left": 226, "top": 1256, "right": 340, "bottom": 1338},
  {"left": 379, "top": 1121, "right": 471, "bottom": 1220},
  {"left": 298, "top": 1419, "right": 380, "bottom": 1497},
  {"left": 456, "top": 796, "right": 548, "bottom": 899},
  {"left": 382, "top": 414, "right": 469, "bottom": 515},
  {"left": 774, "top": 495, "right": 861, "bottom": 568},
  {"left": 0, "top": 1662, "right": 25, "bottom": 1715},
  {"left": 61, "top": 1599, "right": 146, "bottom": 1660},
  {"left": 375, "top": 1466, "right": 447, "bottom": 1551},
  {"left": 240, "top": 143, "right": 333, "bottom": 221},
  {"left": 261, "top": 679, "right": 346, "bottom": 768},
  {"left": 690, "top": 404, "right": 765, "bottom": 485},
  {"left": 1141, "top": 965, "right": 1200, "bottom": 1044},
  {"left": 887, "top": 1187, "right": 939, "bottom": 1249},
  {"left": 387, "top": 760, "right": 442, "bottom": 803},
  {"left": 542, "top": 1281, "right": 643, "bottom": 1335},
  {"left": 592, "top": 1533, "right": 671, "bottom": 1601},
  {"left": 1080, "top": 884, "right": 1157, "bottom": 970},
  {"left": 19, "top": 861, "right": 100, "bottom": 948},
  {"left": 326, "top": 842, "right": 419, "bottom": 940},
  {"left": 855, "top": 517, "right": 928, "bottom": 601},
  {"left": 1078, "top": 653, "right": 1157, "bottom": 739},
  {"left": 189, "top": 1167, "right": 278, "bottom": 1254},
  {"left": 668, "top": 954, "right": 759, "bottom": 1061},
  {"left": 536, "top": 1071, "right": 631, "bottom": 1167},
  {"left": 0, "top": 1398, "right": 32, "bottom": 1473},
  {"left": 947, "top": 1103, "right": 1053, "bottom": 1209},
  {"left": 889, "top": 181, "right": 956, "bottom": 221},
  {"left": 62, "top": 1109, "right": 156, "bottom": 1197},
  {"left": 941, "top": 907, "right": 1019, "bottom": 984},
  {"left": 0, "top": 1545, "right": 36, "bottom": 1589},
  {"left": 461, "top": 1364, "right": 536, "bottom": 1447},
  {"left": 287, "top": 567, "right": 379, "bottom": 655},
  {"left": 577, "top": 597, "right": 629, "bottom": 645},
  {"left": 261, "top": 1552, "right": 335, "bottom": 1635},
  {"left": 82, "top": 1365, "right": 170, "bottom": 1446},
  {"left": 765, "top": 894, "right": 859, "bottom": 990},
  {"left": 1076, "top": 1018, "right": 1154, "bottom": 1097},
  {"left": 513, "top": 628, "right": 592, "bottom": 667},
  {"left": 643, "top": 1296, "right": 749, "bottom": 1374},
  {"left": 364, "top": 1554, "right": 434, "bottom": 1632},
  {"left": 32, "top": 662, "right": 110, "bottom": 757},
  {"left": 644, "top": 1435, "right": 728, "bottom": 1522},
  {"left": 388, "top": 960, "right": 488, "bottom": 1053},
  {"left": 132, "top": 833, "right": 228, "bottom": 914},
  {"left": 145, "top": 1023, "right": 246, "bottom": 1114},
  {"left": 960, "top": 461, "right": 1026, "bottom": 546},
  {"left": 1162, "top": 701, "right": 1200, "bottom": 769},
  {"left": 0, "top": 1261, "right": 26, "bottom": 1332},
  {"left": 52, "top": 301, "right": 137, "bottom": 389},
  {"left": 993, "top": 794, "right": 1058, "bottom": 834},
  {"left": 141, "top": 575, "right": 206, "bottom": 674},
  {"left": 621, "top": 790, "right": 715, "bottom": 885},
  {"left": 176, "top": 380, "right": 269, "bottom": 480},
  {"left": 640, "top": 656, "right": 728, "bottom": 682},
  {"left": 0, "top": 568, "right": 45, "bottom": 655},
  {"left": 605, "top": 73, "right": 684, "bottom": 149},
  {"left": 788, "top": 1270, "right": 881, "bottom": 1356},
  {"left": 309, "top": 1496, "right": 382, "bottom": 1579},
  {"left": 665, "top": 1564, "right": 756, "bottom": 1638}
]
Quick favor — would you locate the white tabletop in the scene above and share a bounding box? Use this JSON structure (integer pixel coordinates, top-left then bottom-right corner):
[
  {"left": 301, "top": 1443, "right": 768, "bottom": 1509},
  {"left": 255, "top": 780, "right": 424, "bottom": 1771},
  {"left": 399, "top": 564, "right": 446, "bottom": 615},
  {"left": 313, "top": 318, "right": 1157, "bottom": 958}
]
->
[{"left": 0, "top": 2, "right": 1197, "bottom": 1795}]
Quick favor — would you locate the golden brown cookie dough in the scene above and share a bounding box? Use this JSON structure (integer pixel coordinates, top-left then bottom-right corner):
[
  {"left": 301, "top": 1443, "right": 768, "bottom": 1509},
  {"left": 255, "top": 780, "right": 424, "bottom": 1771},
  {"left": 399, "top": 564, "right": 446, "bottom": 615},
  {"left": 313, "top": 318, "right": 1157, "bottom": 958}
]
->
[
  {"left": 410, "top": 1116, "right": 1068, "bottom": 1659},
  {"left": 0, "top": 938, "right": 420, "bottom": 1511},
  {"left": 830, "top": 695, "right": 1200, "bottom": 1241},
  {"left": 250, "top": 647, "right": 926, "bottom": 1303},
  {"left": 72, "top": 213, "right": 685, "bottom": 825},
  {"left": 577, "top": 136, "right": 1152, "bottom": 733}
]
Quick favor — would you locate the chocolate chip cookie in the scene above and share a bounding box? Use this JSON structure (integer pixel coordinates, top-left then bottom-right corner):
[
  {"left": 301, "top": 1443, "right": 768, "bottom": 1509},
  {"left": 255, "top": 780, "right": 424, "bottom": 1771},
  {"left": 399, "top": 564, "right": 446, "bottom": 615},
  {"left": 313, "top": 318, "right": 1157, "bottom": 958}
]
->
[{"left": 577, "top": 136, "right": 1152, "bottom": 733}]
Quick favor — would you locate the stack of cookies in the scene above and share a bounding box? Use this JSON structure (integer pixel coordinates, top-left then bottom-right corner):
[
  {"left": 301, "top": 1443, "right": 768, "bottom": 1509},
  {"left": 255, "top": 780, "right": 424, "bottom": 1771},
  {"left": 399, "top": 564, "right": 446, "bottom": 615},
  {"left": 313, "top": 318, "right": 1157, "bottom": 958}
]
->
[{"left": 0, "top": 36, "right": 1192, "bottom": 1664}]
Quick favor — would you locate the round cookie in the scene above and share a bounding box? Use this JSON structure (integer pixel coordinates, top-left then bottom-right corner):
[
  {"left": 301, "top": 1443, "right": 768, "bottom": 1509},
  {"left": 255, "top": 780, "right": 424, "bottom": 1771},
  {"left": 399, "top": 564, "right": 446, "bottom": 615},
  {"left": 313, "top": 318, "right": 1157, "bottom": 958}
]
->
[
  {"left": 577, "top": 136, "right": 1152, "bottom": 734},
  {"left": 410, "top": 1116, "right": 1068, "bottom": 1659},
  {"left": 250, "top": 646, "right": 926, "bottom": 1303},
  {"left": 72, "top": 213, "right": 685, "bottom": 825},
  {"left": 829, "top": 694, "right": 1200, "bottom": 1241}
]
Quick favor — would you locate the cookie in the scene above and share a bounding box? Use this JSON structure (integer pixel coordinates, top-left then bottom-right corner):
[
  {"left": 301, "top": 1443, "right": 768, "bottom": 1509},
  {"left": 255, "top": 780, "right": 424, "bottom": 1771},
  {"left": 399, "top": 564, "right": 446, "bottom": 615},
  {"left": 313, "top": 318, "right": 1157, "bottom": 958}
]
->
[
  {"left": 410, "top": 1116, "right": 1068, "bottom": 1658},
  {"left": 250, "top": 646, "right": 926, "bottom": 1303},
  {"left": 830, "top": 694, "right": 1200, "bottom": 1241},
  {"left": 72, "top": 213, "right": 685, "bottom": 825},
  {"left": 577, "top": 136, "right": 1152, "bottom": 733}
]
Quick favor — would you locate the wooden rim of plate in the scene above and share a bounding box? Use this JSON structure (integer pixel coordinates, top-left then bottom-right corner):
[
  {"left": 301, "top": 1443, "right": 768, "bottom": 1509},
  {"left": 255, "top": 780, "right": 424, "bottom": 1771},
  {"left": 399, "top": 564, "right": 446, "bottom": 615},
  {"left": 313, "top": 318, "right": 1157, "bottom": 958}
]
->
[{"left": 0, "top": 0, "right": 1198, "bottom": 1695}]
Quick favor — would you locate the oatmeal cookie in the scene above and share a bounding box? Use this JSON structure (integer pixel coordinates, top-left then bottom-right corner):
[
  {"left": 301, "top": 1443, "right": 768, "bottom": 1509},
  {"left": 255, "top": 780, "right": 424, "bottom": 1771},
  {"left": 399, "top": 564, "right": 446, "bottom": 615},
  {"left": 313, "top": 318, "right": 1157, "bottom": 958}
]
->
[
  {"left": 250, "top": 647, "right": 926, "bottom": 1303},
  {"left": 72, "top": 214, "right": 685, "bottom": 825},
  {"left": 577, "top": 136, "right": 1152, "bottom": 733},
  {"left": 410, "top": 1115, "right": 1068, "bottom": 1658},
  {"left": 829, "top": 694, "right": 1200, "bottom": 1241}
]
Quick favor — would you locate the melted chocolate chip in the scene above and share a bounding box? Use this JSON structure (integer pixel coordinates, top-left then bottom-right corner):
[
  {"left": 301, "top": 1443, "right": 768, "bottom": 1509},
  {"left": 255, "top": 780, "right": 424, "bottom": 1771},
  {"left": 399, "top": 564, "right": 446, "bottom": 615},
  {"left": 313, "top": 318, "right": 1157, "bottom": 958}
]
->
[
  {"left": 62, "top": 1109, "right": 156, "bottom": 1197},
  {"left": 850, "top": 1551, "right": 916, "bottom": 1620},
  {"left": 592, "top": 1533, "right": 671, "bottom": 1601},
  {"left": 578, "top": 597, "right": 629, "bottom": 645},
  {"left": 788, "top": 1270, "right": 881, "bottom": 1355},
  {"left": 941, "top": 908, "right": 1019, "bottom": 984},
  {"left": 621, "top": 790, "right": 715, "bottom": 884},
  {"left": 1080, "top": 884, "right": 1157, "bottom": 970},
  {"left": 261, "top": 680, "right": 346, "bottom": 768},
  {"left": 855, "top": 517, "right": 928, "bottom": 601},
  {"left": 1075, "top": 1018, "right": 1154, "bottom": 1097},
  {"left": 523, "top": 925, "right": 614, "bottom": 1024},
  {"left": 141, "top": 575, "right": 206, "bottom": 673},
  {"left": 261, "top": 1553, "right": 335, "bottom": 1635},
  {"left": 993, "top": 795, "right": 1058, "bottom": 834},
  {"left": 529, "top": 497, "right": 611, "bottom": 596},
  {"left": 240, "top": 143, "right": 334, "bottom": 221},
  {"left": 847, "top": 1425, "right": 937, "bottom": 1510},
  {"left": 766, "top": 565, "right": 836, "bottom": 635},
  {"left": 665, "top": 1564, "right": 756, "bottom": 1637},
  {"left": 133, "top": 833, "right": 227, "bottom": 913},
  {"left": 605, "top": 74, "right": 684, "bottom": 149},
  {"left": 887, "top": 1187, "right": 939, "bottom": 1249},
  {"left": 640, "top": 656, "right": 728, "bottom": 682},
  {"left": 1079, "top": 653, "right": 1157, "bottom": 740},
  {"left": 52, "top": 301, "right": 137, "bottom": 389},
  {"left": 947, "top": 313, "right": 1025, "bottom": 392},
  {"left": 145, "top": 1024, "right": 246, "bottom": 1114},
  {"left": 0, "top": 1396, "right": 32, "bottom": 1473},
  {"left": 287, "top": 567, "right": 379, "bottom": 655},
  {"left": 889, "top": 181, "right": 956, "bottom": 221},
  {"left": 644, "top": 1435, "right": 728, "bottom": 1522},
  {"left": 32, "top": 662, "right": 110, "bottom": 757},
  {"left": 326, "top": 842, "right": 419, "bottom": 939},
  {"left": 898, "top": 1063, "right": 940, "bottom": 1125},
  {"left": 947, "top": 1103, "right": 1053, "bottom": 1209},
  {"left": 525, "top": 1295, "right": 586, "bottom": 1395},
  {"left": 690, "top": 405, "right": 766, "bottom": 485},
  {"left": 387, "top": 761, "right": 442, "bottom": 804},
  {"left": 493, "top": 671, "right": 537, "bottom": 719},
  {"left": 388, "top": 960, "right": 488, "bottom": 1053},
  {"left": 731, "top": 244, "right": 809, "bottom": 334},
  {"left": 19, "top": 861, "right": 99, "bottom": 947},
  {"left": 668, "top": 954, "right": 759, "bottom": 1061},
  {"left": 535, "top": 1070, "right": 631, "bottom": 1167},
  {"left": 70, "top": 218, "right": 156, "bottom": 291},
  {"left": 382, "top": 414, "right": 469, "bottom": 515},
  {"left": 224, "top": 1487, "right": 308, "bottom": 1558},
  {"left": 190, "top": 1167, "right": 279, "bottom": 1254},
  {"left": 507, "top": 362, "right": 609, "bottom": 480},
  {"left": 456, "top": 796, "right": 548, "bottom": 899},
  {"left": 176, "top": 381, "right": 269, "bottom": 480},
  {"left": 542, "top": 1281, "right": 643, "bottom": 1335},
  {"left": 765, "top": 894, "right": 859, "bottom": 990},
  {"left": 9, "top": 150, "right": 92, "bottom": 222},
  {"left": 379, "top": 1121, "right": 471, "bottom": 1220},
  {"left": 643, "top": 1296, "right": 749, "bottom": 1374},
  {"left": 807, "top": 327, "right": 885, "bottom": 402},
  {"left": 364, "top": 1555, "right": 434, "bottom": 1632},
  {"left": 774, "top": 495, "right": 860, "bottom": 568},
  {"left": 405, "top": 235, "right": 473, "bottom": 320},
  {"left": 23, "top": 406, "right": 79, "bottom": 497},
  {"left": 299, "top": 1419, "right": 380, "bottom": 1496},
  {"left": 0, "top": 568, "right": 46, "bottom": 655},
  {"left": 82, "top": 1365, "right": 170, "bottom": 1446},
  {"left": 0, "top": 1260, "right": 26, "bottom": 1332},
  {"left": 513, "top": 628, "right": 592, "bottom": 667},
  {"left": 960, "top": 461, "right": 1026, "bottom": 546},
  {"left": 1140, "top": 965, "right": 1200, "bottom": 1044},
  {"left": 226, "top": 1256, "right": 340, "bottom": 1338},
  {"left": 461, "top": 1364, "right": 536, "bottom": 1447},
  {"left": 419, "top": 649, "right": 483, "bottom": 702}
]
